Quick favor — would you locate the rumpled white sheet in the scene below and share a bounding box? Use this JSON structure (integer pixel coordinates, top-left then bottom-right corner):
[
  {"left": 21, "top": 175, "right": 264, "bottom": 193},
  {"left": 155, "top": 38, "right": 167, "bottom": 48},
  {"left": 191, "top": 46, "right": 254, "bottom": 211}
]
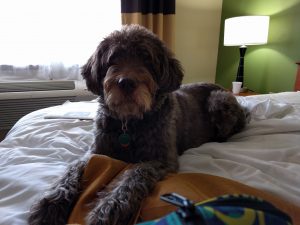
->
[
  {"left": 0, "top": 92, "right": 299, "bottom": 225},
  {"left": 180, "top": 92, "right": 300, "bottom": 205},
  {"left": 0, "top": 105, "right": 95, "bottom": 225}
]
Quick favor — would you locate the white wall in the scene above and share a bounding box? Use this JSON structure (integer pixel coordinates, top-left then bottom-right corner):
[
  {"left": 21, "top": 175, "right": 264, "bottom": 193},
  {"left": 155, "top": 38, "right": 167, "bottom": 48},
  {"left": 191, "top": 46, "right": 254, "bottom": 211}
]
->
[{"left": 175, "top": 0, "right": 223, "bottom": 84}]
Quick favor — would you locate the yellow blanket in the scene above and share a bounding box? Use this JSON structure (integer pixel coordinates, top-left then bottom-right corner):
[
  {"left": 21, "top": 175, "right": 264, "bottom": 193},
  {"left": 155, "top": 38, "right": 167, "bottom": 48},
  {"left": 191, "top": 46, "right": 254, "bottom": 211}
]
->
[{"left": 68, "top": 155, "right": 300, "bottom": 225}]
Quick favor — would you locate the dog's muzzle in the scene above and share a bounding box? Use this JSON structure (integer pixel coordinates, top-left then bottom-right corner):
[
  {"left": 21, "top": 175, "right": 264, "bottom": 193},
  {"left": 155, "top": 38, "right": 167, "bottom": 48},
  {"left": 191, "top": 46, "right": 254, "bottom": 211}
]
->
[{"left": 118, "top": 78, "right": 136, "bottom": 93}]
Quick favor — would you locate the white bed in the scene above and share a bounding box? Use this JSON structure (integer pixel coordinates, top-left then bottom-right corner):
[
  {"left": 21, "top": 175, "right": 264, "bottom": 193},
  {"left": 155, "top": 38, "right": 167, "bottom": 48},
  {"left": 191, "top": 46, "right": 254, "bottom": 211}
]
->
[{"left": 0, "top": 92, "right": 300, "bottom": 225}]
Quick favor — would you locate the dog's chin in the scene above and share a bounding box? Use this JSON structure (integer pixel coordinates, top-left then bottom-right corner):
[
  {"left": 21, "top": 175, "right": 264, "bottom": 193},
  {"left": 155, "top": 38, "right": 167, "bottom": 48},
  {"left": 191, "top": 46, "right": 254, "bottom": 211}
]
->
[
  {"left": 108, "top": 102, "right": 147, "bottom": 120},
  {"left": 104, "top": 86, "right": 153, "bottom": 120}
]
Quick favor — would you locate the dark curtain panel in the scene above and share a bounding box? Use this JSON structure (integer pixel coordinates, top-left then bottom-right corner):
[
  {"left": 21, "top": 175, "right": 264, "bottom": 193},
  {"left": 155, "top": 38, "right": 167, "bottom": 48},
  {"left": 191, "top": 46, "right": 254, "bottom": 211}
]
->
[{"left": 121, "top": 0, "right": 176, "bottom": 50}]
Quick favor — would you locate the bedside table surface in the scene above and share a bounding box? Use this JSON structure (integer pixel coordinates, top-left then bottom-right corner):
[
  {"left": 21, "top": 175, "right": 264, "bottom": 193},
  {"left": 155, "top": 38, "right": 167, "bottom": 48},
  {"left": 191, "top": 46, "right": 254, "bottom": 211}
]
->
[{"left": 236, "top": 90, "right": 258, "bottom": 96}]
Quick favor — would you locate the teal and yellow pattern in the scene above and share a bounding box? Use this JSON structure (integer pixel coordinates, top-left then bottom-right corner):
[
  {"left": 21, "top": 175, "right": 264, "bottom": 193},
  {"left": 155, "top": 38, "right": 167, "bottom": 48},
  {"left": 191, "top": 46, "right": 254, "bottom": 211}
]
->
[{"left": 137, "top": 195, "right": 292, "bottom": 225}]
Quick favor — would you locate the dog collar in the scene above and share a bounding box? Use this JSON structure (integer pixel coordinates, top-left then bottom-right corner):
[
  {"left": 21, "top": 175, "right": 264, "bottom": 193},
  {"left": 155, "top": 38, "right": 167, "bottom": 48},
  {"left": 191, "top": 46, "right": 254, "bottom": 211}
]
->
[{"left": 119, "top": 119, "right": 130, "bottom": 148}]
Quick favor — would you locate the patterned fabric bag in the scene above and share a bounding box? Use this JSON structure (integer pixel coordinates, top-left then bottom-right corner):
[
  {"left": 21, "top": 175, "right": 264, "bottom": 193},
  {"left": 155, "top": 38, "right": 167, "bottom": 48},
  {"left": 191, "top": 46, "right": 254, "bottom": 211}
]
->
[{"left": 137, "top": 193, "right": 293, "bottom": 225}]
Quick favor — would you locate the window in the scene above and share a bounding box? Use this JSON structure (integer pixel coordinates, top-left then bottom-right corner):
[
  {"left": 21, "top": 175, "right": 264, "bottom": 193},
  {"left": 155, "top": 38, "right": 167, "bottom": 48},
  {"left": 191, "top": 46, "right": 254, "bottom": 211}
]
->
[{"left": 0, "top": 0, "right": 121, "bottom": 81}]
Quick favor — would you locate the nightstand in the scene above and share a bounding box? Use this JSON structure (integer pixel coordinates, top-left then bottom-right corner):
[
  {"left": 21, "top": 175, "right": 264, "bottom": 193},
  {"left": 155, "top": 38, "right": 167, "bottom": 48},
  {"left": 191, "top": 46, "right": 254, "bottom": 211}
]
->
[
  {"left": 228, "top": 89, "right": 258, "bottom": 96},
  {"left": 235, "top": 90, "right": 258, "bottom": 96}
]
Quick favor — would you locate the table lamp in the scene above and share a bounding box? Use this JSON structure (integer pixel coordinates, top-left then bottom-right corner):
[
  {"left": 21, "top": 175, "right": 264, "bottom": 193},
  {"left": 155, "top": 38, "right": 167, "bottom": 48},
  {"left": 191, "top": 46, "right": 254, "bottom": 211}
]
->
[{"left": 224, "top": 16, "right": 269, "bottom": 90}]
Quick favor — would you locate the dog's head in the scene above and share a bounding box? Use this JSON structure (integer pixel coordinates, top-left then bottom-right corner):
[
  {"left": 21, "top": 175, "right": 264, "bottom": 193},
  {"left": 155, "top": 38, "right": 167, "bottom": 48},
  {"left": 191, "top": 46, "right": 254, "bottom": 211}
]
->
[{"left": 82, "top": 24, "right": 184, "bottom": 119}]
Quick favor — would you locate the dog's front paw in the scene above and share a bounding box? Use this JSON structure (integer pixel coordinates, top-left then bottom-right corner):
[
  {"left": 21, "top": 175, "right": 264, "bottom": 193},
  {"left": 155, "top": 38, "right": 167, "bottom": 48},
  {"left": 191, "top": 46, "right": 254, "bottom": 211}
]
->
[
  {"left": 87, "top": 202, "right": 117, "bottom": 225},
  {"left": 86, "top": 198, "right": 133, "bottom": 225},
  {"left": 28, "top": 193, "right": 70, "bottom": 225}
]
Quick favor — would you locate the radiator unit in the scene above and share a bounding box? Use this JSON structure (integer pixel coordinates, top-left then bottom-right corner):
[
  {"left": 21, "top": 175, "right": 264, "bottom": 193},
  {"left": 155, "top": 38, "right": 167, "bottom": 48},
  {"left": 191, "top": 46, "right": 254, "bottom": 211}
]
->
[{"left": 0, "top": 80, "right": 96, "bottom": 130}]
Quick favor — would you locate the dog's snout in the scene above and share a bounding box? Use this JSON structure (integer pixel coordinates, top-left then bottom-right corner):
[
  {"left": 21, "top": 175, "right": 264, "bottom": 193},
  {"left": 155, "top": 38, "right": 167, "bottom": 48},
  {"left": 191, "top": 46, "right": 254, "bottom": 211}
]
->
[{"left": 118, "top": 78, "right": 136, "bottom": 93}]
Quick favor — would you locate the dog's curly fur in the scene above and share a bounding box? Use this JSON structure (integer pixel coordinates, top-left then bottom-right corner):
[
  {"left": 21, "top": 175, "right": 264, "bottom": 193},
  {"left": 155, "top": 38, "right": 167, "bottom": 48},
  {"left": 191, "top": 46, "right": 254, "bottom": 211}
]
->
[{"left": 28, "top": 25, "right": 248, "bottom": 225}]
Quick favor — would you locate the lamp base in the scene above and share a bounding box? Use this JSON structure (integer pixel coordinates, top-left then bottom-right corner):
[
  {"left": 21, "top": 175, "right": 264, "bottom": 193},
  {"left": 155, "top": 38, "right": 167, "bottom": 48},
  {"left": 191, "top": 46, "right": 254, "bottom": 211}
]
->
[{"left": 236, "top": 46, "right": 247, "bottom": 87}]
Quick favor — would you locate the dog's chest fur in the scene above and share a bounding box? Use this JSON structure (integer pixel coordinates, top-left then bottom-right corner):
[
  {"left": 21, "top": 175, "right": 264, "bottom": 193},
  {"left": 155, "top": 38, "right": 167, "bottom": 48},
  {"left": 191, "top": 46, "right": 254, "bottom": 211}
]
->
[
  {"left": 92, "top": 83, "right": 222, "bottom": 163},
  {"left": 93, "top": 96, "right": 176, "bottom": 163}
]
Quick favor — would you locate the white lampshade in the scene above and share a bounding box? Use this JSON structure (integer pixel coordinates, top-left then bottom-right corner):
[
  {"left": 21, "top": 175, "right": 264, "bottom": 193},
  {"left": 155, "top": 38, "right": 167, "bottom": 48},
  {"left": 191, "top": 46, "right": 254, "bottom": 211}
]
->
[{"left": 224, "top": 16, "right": 269, "bottom": 46}]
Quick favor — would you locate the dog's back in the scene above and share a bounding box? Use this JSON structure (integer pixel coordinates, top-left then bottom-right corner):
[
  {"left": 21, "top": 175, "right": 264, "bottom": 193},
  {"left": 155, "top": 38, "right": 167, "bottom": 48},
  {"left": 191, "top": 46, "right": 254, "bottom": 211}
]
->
[{"left": 172, "top": 82, "right": 247, "bottom": 155}]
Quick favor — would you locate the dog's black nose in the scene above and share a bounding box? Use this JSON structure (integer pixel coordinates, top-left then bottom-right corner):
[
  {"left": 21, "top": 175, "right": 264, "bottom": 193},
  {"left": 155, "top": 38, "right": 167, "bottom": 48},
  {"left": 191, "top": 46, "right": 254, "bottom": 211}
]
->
[{"left": 118, "top": 78, "right": 136, "bottom": 93}]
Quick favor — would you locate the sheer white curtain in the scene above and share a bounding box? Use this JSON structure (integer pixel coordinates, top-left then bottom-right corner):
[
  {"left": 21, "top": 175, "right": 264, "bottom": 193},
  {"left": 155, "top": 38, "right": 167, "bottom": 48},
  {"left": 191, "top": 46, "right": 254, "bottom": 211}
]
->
[{"left": 0, "top": 0, "right": 121, "bottom": 81}]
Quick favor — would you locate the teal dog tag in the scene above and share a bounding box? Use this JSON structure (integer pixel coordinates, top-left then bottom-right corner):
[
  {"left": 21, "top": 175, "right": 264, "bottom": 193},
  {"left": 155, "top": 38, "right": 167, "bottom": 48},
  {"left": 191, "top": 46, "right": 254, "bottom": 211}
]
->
[{"left": 119, "top": 133, "right": 130, "bottom": 148}]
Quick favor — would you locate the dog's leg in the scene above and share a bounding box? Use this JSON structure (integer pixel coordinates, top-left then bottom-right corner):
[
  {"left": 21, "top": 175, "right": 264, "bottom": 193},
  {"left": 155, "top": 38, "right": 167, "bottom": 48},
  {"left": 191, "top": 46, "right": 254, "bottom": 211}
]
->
[
  {"left": 28, "top": 158, "right": 88, "bottom": 225},
  {"left": 86, "top": 160, "right": 175, "bottom": 225}
]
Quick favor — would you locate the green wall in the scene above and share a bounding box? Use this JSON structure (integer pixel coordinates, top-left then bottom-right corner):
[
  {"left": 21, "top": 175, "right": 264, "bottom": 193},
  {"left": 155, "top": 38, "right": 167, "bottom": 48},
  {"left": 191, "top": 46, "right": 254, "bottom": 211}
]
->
[{"left": 216, "top": 0, "right": 300, "bottom": 94}]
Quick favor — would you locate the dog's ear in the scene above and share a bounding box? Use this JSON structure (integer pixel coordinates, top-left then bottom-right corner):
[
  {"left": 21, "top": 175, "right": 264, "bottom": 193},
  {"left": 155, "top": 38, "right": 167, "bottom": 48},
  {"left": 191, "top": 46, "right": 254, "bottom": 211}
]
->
[
  {"left": 158, "top": 52, "right": 184, "bottom": 93},
  {"left": 81, "top": 42, "right": 110, "bottom": 96},
  {"left": 81, "top": 54, "right": 100, "bottom": 95}
]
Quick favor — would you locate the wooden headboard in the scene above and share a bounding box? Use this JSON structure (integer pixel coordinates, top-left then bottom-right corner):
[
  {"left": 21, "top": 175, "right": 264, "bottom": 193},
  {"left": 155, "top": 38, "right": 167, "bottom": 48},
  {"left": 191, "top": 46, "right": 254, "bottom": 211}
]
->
[{"left": 295, "top": 62, "right": 300, "bottom": 91}]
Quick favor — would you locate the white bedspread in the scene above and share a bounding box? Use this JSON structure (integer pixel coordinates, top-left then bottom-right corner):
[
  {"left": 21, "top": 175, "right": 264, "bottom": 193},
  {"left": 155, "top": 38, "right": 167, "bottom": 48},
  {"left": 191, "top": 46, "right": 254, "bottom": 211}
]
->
[
  {"left": 0, "top": 92, "right": 300, "bottom": 225},
  {"left": 180, "top": 92, "right": 300, "bottom": 203}
]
